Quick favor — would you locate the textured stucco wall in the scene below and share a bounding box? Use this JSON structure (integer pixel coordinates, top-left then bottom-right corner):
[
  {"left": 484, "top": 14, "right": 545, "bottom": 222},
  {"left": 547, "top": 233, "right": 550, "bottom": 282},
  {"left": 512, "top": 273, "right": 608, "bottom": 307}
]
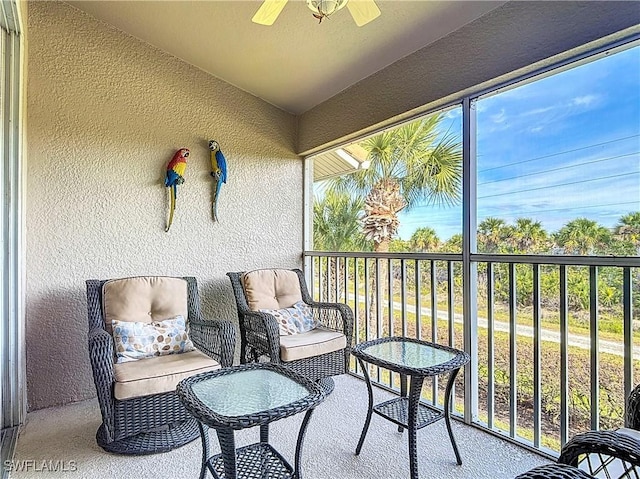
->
[
  {"left": 26, "top": 1, "right": 299, "bottom": 410},
  {"left": 298, "top": 1, "right": 640, "bottom": 154}
]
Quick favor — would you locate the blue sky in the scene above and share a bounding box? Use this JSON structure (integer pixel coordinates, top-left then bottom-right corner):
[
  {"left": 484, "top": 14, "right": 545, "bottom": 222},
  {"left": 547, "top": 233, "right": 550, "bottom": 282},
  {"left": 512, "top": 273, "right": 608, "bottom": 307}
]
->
[{"left": 397, "top": 44, "right": 640, "bottom": 242}]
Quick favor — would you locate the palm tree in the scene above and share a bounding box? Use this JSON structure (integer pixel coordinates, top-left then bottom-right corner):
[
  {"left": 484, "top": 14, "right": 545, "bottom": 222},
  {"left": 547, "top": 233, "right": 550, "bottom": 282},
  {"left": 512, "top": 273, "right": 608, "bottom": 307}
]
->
[
  {"left": 510, "top": 218, "right": 549, "bottom": 253},
  {"left": 615, "top": 212, "right": 640, "bottom": 253},
  {"left": 553, "top": 218, "right": 612, "bottom": 255},
  {"left": 410, "top": 227, "right": 440, "bottom": 252},
  {"left": 313, "top": 190, "right": 370, "bottom": 301},
  {"left": 478, "top": 217, "right": 507, "bottom": 253},
  {"left": 389, "top": 238, "right": 410, "bottom": 252},
  {"left": 328, "top": 113, "right": 461, "bottom": 321},
  {"left": 313, "top": 189, "right": 369, "bottom": 251},
  {"left": 442, "top": 233, "right": 462, "bottom": 253},
  {"left": 329, "top": 114, "right": 462, "bottom": 253}
]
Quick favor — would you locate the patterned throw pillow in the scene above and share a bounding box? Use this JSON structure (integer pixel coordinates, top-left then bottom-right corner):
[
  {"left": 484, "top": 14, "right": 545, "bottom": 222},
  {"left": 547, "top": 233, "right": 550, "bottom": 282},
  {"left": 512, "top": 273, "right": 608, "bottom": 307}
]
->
[
  {"left": 260, "top": 300, "right": 316, "bottom": 335},
  {"left": 112, "top": 315, "right": 195, "bottom": 363}
]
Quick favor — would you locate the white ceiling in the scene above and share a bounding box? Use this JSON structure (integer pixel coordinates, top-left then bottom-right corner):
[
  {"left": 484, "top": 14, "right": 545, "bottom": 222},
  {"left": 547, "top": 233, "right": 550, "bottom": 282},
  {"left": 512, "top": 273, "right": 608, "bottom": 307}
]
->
[{"left": 69, "top": 1, "right": 505, "bottom": 115}]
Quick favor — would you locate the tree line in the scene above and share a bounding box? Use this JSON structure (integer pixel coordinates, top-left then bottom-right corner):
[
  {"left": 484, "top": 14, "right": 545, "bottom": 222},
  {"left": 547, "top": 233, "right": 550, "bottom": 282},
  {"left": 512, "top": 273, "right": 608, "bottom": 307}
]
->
[{"left": 315, "top": 191, "right": 640, "bottom": 257}]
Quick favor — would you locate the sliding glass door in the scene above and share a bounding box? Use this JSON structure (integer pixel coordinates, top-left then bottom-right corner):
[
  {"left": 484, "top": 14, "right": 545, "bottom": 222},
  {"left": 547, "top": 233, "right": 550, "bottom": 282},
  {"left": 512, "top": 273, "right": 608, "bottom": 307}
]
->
[{"left": 0, "top": 0, "right": 25, "bottom": 470}]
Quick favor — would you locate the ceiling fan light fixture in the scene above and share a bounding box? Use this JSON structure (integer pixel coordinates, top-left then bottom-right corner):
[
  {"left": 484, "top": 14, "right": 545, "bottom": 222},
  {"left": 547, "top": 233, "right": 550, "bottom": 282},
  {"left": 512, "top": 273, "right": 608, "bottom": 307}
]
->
[{"left": 306, "top": 0, "right": 348, "bottom": 21}]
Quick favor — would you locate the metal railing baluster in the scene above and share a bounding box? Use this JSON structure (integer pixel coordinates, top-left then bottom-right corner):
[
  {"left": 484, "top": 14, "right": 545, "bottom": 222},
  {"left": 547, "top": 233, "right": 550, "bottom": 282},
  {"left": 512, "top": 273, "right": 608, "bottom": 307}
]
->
[
  {"left": 560, "top": 265, "right": 569, "bottom": 446},
  {"left": 310, "top": 256, "right": 316, "bottom": 298},
  {"left": 509, "top": 263, "right": 517, "bottom": 439},
  {"left": 448, "top": 261, "right": 454, "bottom": 346},
  {"left": 431, "top": 260, "right": 438, "bottom": 406},
  {"left": 325, "top": 256, "right": 331, "bottom": 302},
  {"left": 344, "top": 257, "right": 349, "bottom": 307},
  {"left": 388, "top": 258, "right": 394, "bottom": 388},
  {"left": 589, "top": 265, "right": 599, "bottom": 431},
  {"left": 376, "top": 258, "right": 382, "bottom": 383},
  {"left": 416, "top": 261, "right": 422, "bottom": 341},
  {"left": 388, "top": 258, "right": 393, "bottom": 337},
  {"left": 354, "top": 258, "right": 360, "bottom": 374},
  {"left": 318, "top": 257, "right": 324, "bottom": 302},
  {"left": 533, "top": 264, "right": 541, "bottom": 447},
  {"left": 448, "top": 260, "right": 455, "bottom": 413},
  {"left": 402, "top": 259, "right": 408, "bottom": 338},
  {"left": 335, "top": 256, "right": 340, "bottom": 302},
  {"left": 624, "top": 267, "right": 633, "bottom": 420},
  {"left": 364, "top": 259, "right": 370, "bottom": 344},
  {"left": 487, "top": 262, "right": 495, "bottom": 430}
]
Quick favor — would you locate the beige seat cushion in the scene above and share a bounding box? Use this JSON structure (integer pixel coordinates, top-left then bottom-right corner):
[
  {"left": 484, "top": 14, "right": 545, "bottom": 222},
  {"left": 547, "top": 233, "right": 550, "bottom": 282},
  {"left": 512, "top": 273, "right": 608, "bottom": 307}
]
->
[
  {"left": 279, "top": 328, "right": 346, "bottom": 362},
  {"left": 113, "top": 349, "right": 220, "bottom": 400},
  {"left": 102, "top": 276, "right": 188, "bottom": 334},
  {"left": 242, "top": 269, "right": 302, "bottom": 311}
]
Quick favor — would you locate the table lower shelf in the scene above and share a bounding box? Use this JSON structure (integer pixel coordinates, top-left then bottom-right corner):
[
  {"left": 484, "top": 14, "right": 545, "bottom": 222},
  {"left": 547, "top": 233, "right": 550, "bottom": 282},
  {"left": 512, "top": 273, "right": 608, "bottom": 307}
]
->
[
  {"left": 207, "top": 443, "right": 294, "bottom": 479},
  {"left": 374, "top": 397, "right": 445, "bottom": 429}
]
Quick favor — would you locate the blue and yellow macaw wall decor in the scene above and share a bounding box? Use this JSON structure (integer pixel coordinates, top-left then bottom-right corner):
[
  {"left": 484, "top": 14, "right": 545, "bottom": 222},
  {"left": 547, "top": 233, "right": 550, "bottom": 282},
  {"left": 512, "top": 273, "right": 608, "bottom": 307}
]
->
[
  {"left": 164, "top": 148, "right": 189, "bottom": 232},
  {"left": 208, "top": 140, "right": 227, "bottom": 222}
]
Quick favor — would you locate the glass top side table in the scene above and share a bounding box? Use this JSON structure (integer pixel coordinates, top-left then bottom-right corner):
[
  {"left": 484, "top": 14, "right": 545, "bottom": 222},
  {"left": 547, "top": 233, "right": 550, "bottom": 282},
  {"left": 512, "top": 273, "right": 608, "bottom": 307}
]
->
[
  {"left": 177, "top": 363, "right": 325, "bottom": 479},
  {"left": 352, "top": 336, "right": 470, "bottom": 479}
]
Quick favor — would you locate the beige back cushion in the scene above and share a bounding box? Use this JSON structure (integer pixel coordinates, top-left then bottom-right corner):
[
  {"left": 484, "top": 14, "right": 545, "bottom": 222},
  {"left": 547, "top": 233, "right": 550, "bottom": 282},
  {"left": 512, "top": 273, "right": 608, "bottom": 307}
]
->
[
  {"left": 242, "top": 269, "right": 302, "bottom": 311},
  {"left": 102, "top": 276, "right": 188, "bottom": 333}
]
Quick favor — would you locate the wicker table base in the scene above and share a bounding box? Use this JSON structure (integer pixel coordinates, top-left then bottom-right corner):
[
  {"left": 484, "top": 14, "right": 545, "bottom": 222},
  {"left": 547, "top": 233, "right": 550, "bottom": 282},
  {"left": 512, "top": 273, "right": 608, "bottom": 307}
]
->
[
  {"left": 207, "top": 443, "right": 292, "bottom": 479},
  {"left": 197, "top": 416, "right": 315, "bottom": 479},
  {"left": 353, "top": 337, "right": 470, "bottom": 479}
]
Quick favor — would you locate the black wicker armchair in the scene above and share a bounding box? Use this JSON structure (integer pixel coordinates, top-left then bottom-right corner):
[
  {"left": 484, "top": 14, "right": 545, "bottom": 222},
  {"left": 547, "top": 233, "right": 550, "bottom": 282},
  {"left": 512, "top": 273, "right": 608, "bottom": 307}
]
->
[
  {"left": 86, "top": 276, "right": 235, "bottom": 455},
  {"left": 555, "top": 384, "right": 640, "bottom": 478},
  {"left": 227, "top": 268, "right": 353, "bottom": 393}
]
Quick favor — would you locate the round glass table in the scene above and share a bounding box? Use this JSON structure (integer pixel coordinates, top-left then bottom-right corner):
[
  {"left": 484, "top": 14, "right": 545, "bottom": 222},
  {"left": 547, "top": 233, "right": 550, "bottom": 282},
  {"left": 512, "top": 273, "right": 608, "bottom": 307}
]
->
[
  {"left": 177, "top": 363, "right": 325, "bottom": 479},
  {"left": 352, "top": 336, "right": 470, "bottom": 479}
]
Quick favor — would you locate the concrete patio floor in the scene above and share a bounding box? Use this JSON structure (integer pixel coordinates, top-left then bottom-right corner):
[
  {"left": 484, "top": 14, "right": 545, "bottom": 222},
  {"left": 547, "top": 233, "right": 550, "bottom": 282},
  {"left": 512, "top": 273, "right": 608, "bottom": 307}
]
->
[{"left": 11, "top": 374, "right": 550, "bottom": 478}]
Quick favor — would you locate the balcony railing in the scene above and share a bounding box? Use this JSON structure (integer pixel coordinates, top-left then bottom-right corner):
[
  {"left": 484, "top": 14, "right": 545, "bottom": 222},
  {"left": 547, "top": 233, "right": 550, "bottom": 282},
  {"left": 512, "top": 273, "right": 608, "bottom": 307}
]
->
[{"left": 304, "top": 250, "right": 640, "bottom": 457}]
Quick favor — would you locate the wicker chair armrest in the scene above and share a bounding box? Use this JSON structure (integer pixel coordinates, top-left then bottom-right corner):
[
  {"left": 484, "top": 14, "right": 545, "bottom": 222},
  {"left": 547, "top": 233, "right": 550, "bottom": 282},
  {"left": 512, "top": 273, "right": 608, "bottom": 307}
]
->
[
  {"left": 88, "top": 328, "right": 115, "bottom": 384},
  {"left": 627, "top": 383, "right": 640, "bottom": 429},
  {"left": 515, "top": 464, "right": 595, "bottom": 479},
  {"left": 558, "top": 430, "right": 640, "bottom": 468},
  {"left": 308, "top": 301, "right": 354, "bottom": 339},
  {"left": 190, "top": 319, "right": 236, "bottom": 367},
  {"left": 88, "top": 327, "right": 116, "bottom": 442},
  {"left": 241, "top": 311, "right": 281, "bottom": 361}
]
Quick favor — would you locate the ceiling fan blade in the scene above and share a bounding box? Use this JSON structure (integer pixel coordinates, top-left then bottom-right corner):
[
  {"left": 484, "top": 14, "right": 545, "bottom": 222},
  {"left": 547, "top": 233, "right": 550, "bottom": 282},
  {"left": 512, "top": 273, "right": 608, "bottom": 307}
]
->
[
  {"left": 346, "top": 0, "right": 381, "bottom": 27},
  {"left": 252, "top": 0, "right": 289, "bottom": 26}
]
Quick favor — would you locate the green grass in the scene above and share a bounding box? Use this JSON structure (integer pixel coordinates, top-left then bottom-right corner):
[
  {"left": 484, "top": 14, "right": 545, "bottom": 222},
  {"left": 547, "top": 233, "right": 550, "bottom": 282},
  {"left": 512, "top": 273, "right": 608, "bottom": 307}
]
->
[{"left": 323, "top": 281, "right": 640, "bottom": 346}]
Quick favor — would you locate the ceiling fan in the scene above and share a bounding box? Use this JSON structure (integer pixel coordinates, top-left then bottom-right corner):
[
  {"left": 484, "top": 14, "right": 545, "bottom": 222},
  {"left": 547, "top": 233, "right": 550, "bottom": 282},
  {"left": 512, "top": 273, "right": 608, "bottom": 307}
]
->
[{"left": 252, "top": 0, "right": 381, "bottom": 27}]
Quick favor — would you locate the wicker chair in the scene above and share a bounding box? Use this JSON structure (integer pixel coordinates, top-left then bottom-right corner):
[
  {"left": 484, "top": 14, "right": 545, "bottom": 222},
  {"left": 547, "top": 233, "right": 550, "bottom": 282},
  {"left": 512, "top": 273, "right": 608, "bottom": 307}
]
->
[
  {"left": 555, "top": 384, "right": 640, "bottom": 478},
  {"left": 227, "top": 268, "right": 353, "bottom": 393},
  {"left": 86, "top": 276, "right": 235, "bottom": 455}
]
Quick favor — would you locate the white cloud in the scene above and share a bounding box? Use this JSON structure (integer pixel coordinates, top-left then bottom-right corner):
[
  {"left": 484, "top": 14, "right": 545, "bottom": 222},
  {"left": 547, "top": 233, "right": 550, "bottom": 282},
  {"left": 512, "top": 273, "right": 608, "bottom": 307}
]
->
[
  {"left": 572, "top": 94, "right": 598, "bottom": 106},
  {"left": 491, "top": 108, "right": 507, "bottom": 124},
  {"left": 522, "top": 106, "right": 556, "bottom": 117}
]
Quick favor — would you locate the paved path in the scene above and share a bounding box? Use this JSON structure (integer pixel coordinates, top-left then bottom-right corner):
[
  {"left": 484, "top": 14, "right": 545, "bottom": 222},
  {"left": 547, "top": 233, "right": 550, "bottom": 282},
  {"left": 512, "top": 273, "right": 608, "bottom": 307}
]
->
[{"left": 347, "top": 293, "right": 638, "bottom": 360}]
